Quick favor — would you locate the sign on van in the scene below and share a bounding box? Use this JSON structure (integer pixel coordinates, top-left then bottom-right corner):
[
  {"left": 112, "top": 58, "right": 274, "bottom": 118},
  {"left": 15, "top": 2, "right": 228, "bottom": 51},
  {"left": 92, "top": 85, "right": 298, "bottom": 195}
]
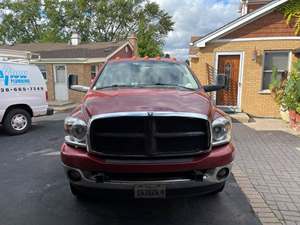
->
[{"left": 0, "top": 64, "right": 31, "bottom": 87}]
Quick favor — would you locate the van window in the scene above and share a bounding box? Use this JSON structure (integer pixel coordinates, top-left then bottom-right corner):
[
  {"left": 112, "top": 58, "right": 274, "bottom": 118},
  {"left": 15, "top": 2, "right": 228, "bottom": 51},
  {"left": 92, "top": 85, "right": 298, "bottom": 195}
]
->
[{"left": 37, "top": 64, "right": 47, "bottom": 80}]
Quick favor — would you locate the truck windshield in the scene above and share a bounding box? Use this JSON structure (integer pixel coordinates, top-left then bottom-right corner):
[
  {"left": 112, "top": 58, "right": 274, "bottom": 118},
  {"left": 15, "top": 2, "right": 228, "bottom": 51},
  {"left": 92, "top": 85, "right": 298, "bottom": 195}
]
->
[{"left": 94, "top": 61, "right": 199, "bottom": 90}]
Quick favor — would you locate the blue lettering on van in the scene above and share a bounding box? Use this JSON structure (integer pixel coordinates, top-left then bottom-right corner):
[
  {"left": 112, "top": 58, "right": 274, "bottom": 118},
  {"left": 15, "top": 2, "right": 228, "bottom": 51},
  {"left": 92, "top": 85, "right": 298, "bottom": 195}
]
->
[{"left": 0, "top": 67, "right": 30, "bottom": 86}]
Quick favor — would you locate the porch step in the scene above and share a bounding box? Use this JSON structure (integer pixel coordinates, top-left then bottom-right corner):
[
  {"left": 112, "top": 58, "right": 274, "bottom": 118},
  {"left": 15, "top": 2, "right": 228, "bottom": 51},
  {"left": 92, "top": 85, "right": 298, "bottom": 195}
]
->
[
  {"left": 48, "top": 101, "right": 77, "bottom": 112},
  {"left": 217, "top": 106, "right": 238, "bottom": 114},
  {"left": 229, "top": 113, "right": 251, "bottom": 123}
]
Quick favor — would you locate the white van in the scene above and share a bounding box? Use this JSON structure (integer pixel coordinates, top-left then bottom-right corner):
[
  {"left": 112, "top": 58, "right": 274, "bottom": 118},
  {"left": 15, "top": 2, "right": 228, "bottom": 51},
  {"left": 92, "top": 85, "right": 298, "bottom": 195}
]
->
[{"left": 0, "top": 62, "right": 53, "bottom": 135}]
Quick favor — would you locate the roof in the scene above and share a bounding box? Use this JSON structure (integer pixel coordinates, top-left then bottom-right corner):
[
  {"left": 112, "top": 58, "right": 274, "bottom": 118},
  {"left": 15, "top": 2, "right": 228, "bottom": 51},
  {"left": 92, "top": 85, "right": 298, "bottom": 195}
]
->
[
  {"left": 192, "top": 0, "right": 288, "bottom": 48},
  {"left": 0, "top": 41, "right": 129, "bottom": 59}
]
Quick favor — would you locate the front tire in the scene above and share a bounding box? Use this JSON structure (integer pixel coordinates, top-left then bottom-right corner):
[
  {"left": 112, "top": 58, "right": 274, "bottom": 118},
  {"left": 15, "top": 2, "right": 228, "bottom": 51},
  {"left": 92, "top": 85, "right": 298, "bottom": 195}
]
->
[
  {"left": 3, "top": 108, "right": 32, "bottom": 135},
  {"left": 209, "top": 182, "right": 225, "bottom": 195},
  {"left": 70, "top": 183, "right": 87, "bottom": 200}
]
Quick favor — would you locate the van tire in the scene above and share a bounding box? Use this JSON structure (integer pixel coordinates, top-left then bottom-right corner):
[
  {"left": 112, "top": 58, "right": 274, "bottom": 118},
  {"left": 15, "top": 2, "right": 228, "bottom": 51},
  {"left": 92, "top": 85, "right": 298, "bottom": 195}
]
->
[{"left": 3, "top": 108, "right": 32, "bottom": 135}]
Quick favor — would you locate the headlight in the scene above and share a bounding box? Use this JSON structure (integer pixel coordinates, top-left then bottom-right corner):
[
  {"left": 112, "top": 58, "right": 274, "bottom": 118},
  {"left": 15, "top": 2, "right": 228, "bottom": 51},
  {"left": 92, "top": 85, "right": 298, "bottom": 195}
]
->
[
  {"left": 64, "top": 117, "right": 87, "bottom": 148},
  {"left": 212, "top": 117, "right": 232, "bottom": 147}
]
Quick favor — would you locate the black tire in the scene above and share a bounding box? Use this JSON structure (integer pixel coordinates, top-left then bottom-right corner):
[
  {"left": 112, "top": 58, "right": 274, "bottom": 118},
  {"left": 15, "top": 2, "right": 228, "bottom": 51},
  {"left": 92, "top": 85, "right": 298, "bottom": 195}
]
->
[
  {"left": 3, "top": 108, "right": 32, "bottom": 135},
  {"left": 209, "top": 183, "right": 225, "bottom": 195},
  {"left": 70, "top": 183, "right": 87, "bottom": 200}
]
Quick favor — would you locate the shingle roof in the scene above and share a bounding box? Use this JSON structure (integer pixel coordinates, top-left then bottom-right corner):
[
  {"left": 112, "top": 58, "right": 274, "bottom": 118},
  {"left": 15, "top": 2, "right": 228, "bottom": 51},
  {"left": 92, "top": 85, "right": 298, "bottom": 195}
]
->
[{"left": 0, "top": 41, "right": 127, "bottom": 59}]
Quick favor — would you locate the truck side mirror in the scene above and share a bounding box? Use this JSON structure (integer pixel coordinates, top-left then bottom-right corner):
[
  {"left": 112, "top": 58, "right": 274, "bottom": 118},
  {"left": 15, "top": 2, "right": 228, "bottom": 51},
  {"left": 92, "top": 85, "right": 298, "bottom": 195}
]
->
[
  {"left": 203, "top": 74, "right": 226, "bottom": 92},
  {"left": 68, "top": 74, "right": 89, "bottom": 93}
]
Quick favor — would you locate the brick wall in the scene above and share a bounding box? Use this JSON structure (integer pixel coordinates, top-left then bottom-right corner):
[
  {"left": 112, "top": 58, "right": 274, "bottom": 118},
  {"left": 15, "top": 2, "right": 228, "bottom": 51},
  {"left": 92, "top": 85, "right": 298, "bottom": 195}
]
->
[
  {"left": 67, "top": 64, "right": 93, "bottom": 103},
  {"left": 247, "top": 3, "right": 266, "bottom": 13},
  {"left": 44, "top": 63, "right": 101, "bottom": 103},
  {"left": 190, "top": 40, "right": 300, "bottom": 118},
  {"left": 110, "top": 44, "right": 133, "bottom": 59}
]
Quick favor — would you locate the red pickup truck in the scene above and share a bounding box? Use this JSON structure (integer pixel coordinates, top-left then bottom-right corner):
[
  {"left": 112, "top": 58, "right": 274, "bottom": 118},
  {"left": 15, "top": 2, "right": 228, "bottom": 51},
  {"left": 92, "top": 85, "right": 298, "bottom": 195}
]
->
[{"left": 61, "top": 58, "right": 234, "bottom": 199}]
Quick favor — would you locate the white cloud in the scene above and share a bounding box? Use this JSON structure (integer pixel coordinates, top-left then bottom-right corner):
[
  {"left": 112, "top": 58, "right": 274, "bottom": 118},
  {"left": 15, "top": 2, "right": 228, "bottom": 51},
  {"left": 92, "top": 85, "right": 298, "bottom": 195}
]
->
[{"left": 153, "top": 0, "right": 240, "bottom": 59}]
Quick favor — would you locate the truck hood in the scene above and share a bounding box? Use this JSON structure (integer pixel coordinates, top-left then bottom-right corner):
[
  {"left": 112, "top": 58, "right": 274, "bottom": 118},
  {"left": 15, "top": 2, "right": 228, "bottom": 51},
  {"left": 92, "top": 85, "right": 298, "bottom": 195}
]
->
[{"left": 83, "top": 88, "right": 211, "bottom": 117}]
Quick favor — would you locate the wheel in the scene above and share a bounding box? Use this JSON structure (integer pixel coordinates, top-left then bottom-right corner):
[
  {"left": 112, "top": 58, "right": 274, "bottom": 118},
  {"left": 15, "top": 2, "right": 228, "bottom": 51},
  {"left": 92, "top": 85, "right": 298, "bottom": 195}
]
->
[
  {"left": 209, "top": 183, "right": 225, "bottom": 195},
  {"left": 69, "top": 183, "right": 87, "bottom": 200},
  {"left": 3, "top": 108, "right": 32, "bottom": 135}
]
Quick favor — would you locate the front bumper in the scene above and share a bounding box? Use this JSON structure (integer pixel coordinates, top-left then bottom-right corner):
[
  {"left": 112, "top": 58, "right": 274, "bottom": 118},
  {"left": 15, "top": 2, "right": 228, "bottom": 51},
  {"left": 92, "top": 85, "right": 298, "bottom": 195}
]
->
[
  {"left": 61, "top": 144, "right": 234, "bottom": 195},
  {"left": 64, "top": 163, "right": 232, "bottom": 189},
  {"left": 61, "top": 143, "right": 234, "bottom": 173}
]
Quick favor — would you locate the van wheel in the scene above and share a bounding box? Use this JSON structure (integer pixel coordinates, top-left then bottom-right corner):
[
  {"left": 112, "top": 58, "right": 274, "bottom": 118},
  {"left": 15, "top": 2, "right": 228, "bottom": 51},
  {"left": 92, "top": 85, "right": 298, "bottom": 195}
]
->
[{"left": 3, "top": 108, "right": 32, "bottom": 135}]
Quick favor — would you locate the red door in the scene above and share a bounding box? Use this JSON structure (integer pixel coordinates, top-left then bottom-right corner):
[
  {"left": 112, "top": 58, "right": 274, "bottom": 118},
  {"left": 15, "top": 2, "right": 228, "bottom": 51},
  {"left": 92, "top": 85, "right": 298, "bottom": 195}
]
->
[{"left": 216, "top": 55, "right": 240, "bottom": 106}]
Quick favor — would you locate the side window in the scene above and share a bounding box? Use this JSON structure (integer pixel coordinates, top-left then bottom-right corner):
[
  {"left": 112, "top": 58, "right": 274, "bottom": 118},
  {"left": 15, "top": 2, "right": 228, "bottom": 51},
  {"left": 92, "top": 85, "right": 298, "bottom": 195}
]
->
[
  {"left": 91, "top": 64, "right": 98, "bottom": 79},
  {"left": 262, "top": 51, "right": 289, "bottom": 90},
  {"left": 37, "top": 64, "right": 47, "bottom": 81}
]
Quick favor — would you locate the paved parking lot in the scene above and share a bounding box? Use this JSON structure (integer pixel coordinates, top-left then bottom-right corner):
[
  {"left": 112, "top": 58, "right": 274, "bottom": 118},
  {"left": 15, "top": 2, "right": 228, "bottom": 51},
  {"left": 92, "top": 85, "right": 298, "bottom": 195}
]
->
[
  {"left": 233, "top": 122, "right": 300, "bottom": 225},
  {"left": 0, "top": 114, "right": 261, "bottom": 225}
]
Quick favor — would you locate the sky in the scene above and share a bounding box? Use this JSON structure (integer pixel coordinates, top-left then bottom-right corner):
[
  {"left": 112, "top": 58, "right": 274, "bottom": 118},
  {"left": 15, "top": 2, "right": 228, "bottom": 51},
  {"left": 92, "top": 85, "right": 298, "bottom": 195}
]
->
[{"left": 152, "top": 0, "right": 241, "bottom": 60}]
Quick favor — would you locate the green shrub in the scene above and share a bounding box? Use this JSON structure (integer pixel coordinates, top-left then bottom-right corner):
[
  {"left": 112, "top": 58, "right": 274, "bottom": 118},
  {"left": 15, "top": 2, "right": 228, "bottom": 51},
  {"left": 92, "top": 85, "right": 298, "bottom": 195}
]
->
[{"left": 282, "top": 61, "right": 300, "bottom": 113}]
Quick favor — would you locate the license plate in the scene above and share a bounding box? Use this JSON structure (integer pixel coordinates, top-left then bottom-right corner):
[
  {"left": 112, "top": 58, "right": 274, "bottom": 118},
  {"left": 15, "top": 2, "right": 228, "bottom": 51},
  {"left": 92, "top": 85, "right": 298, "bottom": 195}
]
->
[{"left": 134, "top": 184, "right": 166, "bottom": 199}]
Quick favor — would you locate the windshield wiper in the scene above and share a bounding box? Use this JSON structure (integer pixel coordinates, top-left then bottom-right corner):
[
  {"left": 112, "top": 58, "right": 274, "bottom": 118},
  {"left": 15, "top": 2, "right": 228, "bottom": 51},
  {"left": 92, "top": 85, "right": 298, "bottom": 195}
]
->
[
  {"left": 96, "top": 83, "right": 197, "bottom": 90},
  {"left": 145, "top": 83, "right": 197, "bottom": 90},
  {"left": 95, "top": 84, "right": 135, "bottom": 90}
]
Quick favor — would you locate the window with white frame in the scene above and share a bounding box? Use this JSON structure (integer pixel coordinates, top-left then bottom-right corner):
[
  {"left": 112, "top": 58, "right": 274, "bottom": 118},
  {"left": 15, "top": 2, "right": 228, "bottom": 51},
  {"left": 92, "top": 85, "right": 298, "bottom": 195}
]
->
[
  {"left": 91, "top": 64, "right": 98, "bottom": 79},
  {"left": 37, "top": 64, "right": 47, "bottom": 80},
  {"left": 262, "top": 51, "right": 290, "bottom": 90}
]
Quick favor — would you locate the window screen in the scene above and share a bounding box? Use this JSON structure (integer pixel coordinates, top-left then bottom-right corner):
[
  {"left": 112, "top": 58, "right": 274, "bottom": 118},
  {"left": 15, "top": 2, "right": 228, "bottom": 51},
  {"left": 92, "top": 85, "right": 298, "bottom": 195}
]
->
[{"left": 262, "top": 52, "right": 289, "bottom": 90}]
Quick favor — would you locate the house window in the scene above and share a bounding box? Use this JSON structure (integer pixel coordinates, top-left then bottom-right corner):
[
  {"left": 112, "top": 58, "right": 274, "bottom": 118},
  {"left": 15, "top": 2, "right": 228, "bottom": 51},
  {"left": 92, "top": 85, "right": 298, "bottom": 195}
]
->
[
  {"left": 262, "top": 51, "right": 290, "bottom": 90},
  {"left": 91, "top": 64, "right": 98, "bottom": 79},
  {"left": 37, "top": 64, "right": 47, "bottom": 80}
]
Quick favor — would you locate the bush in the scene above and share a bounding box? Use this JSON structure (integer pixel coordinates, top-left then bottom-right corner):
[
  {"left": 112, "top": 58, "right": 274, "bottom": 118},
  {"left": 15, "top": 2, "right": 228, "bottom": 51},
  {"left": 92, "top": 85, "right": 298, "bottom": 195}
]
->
[{"left": 282, "top": 61, "right": 300, "bottom": 114}]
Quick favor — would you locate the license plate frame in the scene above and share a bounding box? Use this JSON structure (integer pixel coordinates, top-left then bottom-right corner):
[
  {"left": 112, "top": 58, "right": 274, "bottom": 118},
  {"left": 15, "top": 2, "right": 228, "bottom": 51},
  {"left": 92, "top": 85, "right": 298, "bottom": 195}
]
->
[{"left": 134, "top": 184, "right": 166, "bottom": 199}]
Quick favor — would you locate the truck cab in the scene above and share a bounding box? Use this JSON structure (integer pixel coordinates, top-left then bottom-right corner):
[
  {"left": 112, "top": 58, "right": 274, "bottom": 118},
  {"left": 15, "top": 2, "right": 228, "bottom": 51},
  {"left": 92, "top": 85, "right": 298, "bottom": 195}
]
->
[{"left": 61, "top": 58, "right": 234, "bottom": 198}]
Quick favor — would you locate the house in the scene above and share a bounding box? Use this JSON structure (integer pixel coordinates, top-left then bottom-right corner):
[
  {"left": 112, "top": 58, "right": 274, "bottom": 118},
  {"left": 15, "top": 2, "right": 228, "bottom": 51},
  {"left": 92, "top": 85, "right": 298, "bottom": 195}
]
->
[
  {"left": 0, "top": 33, "right": 137, "bottom": 103},
  {"left": 189, "top": 0, "right": 300, "bottom": 117}
]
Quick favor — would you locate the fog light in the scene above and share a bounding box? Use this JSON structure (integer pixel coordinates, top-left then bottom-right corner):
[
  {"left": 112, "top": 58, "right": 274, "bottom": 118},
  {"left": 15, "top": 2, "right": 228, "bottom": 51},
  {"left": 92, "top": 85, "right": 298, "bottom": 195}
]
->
[
  {"left": 216, "top": 168, "right": 230, "bottom": 180},
  {"left": 68, "top": 170, "right": 82, "bottom": 182}
]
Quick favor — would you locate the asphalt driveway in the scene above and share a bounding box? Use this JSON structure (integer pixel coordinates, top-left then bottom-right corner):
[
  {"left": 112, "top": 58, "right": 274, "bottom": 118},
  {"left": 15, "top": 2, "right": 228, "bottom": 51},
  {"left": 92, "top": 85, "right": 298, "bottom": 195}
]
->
[{"left": 0, "top": 114, "right": 261, "bottom": 225}]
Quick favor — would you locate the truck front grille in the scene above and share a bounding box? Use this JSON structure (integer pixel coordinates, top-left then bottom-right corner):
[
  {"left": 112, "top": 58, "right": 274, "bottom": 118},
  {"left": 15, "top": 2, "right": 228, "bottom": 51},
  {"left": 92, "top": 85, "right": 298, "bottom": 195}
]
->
[{"left": 89, "top": 112, "right": 211, "bottom": 158}]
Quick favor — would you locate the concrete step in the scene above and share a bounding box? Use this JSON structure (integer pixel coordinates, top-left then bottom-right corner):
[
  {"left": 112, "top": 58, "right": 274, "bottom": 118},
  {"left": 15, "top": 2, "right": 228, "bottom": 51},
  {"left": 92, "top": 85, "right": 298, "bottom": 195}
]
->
[
  {"left": 229, "top": 113, "right": 251, "bottom": 123},
  {"left": 48, "top": 101, "right": 77, "bottom": 112}
]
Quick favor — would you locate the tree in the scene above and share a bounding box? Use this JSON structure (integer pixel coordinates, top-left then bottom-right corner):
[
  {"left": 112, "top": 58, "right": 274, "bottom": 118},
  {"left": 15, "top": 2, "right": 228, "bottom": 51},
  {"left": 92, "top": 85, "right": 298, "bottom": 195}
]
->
[
  {"left": 280, "top": 0, "right": 300, "bottom": 35},
  {"left": 0, "top": 0, "right": 174, "bottom": 57}
]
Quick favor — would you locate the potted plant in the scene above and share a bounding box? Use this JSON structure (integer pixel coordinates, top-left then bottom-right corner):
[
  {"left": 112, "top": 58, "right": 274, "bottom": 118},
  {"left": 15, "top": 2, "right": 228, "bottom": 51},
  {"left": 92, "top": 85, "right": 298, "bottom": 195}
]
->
[{"left": 281, "top": 61, "right": 300, "bottom": 130}]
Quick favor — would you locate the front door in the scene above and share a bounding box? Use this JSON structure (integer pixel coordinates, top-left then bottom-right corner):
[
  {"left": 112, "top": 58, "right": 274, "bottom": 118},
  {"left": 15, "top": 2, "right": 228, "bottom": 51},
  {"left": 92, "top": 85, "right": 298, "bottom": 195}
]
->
[
  {"left": 216, "top": 55, "right": 240, "bottom": 106},
  {"left": 54, "top": 65, "right": 68, "bottom": 101}
]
